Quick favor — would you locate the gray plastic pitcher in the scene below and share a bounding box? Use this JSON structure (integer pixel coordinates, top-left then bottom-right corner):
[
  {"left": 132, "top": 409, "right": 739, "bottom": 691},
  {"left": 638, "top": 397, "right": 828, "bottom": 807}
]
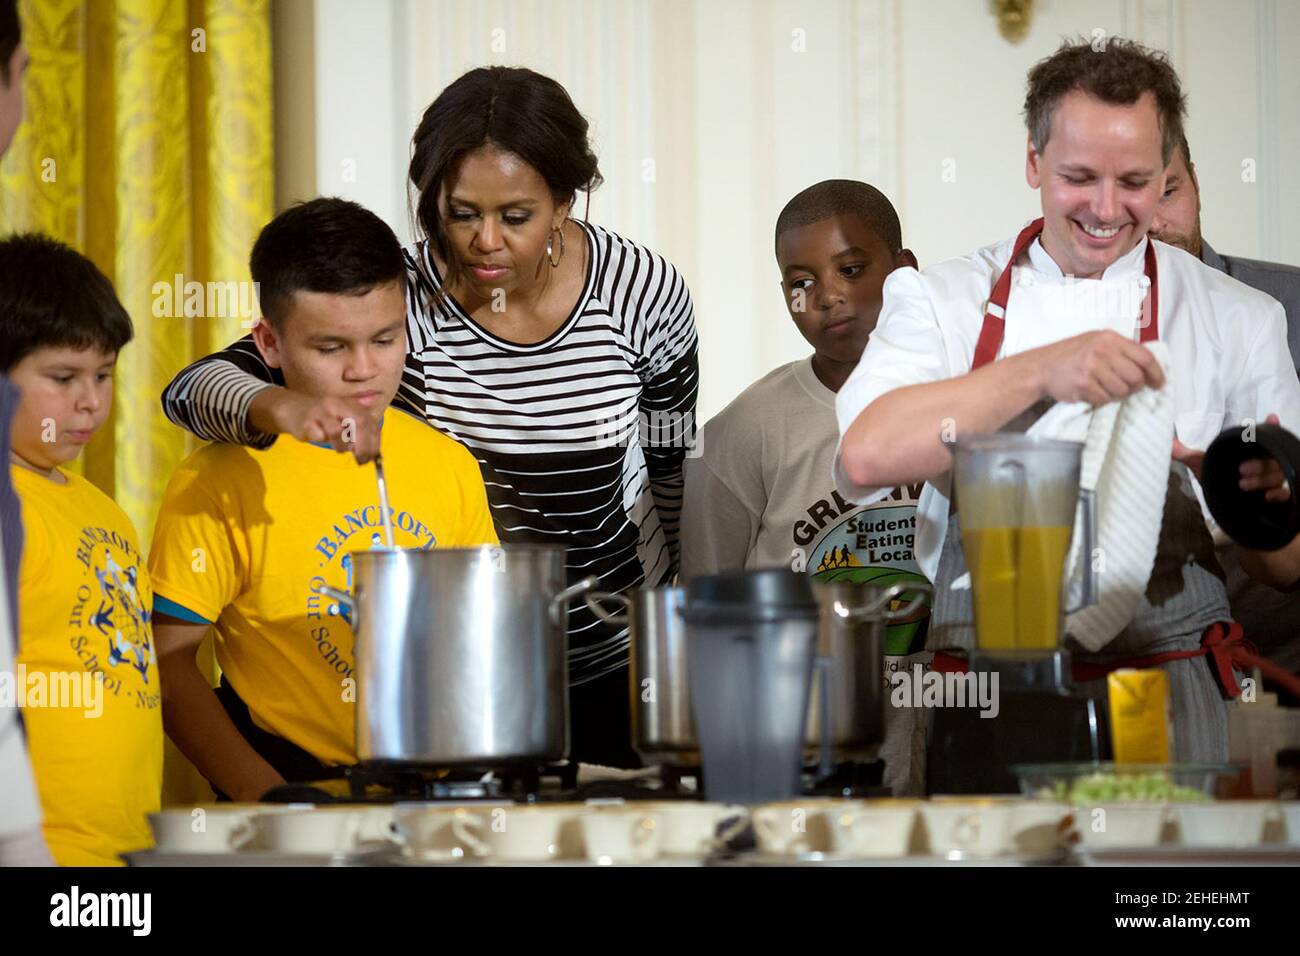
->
[{"left": 682, "top": 569, "right": 820, "bottom": 804}]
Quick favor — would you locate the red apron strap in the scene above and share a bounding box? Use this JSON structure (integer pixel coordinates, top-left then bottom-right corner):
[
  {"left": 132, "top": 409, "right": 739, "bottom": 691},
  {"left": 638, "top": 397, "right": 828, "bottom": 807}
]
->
[
  {"left": 931, "top": 651, "right": 969, "bottom": 674},
  {"left": 972, "top": 219, "right": 1044, "bottom": 370},
  {"left": 1210, "top": 621, "right": 1300, "bottom": 700},
  {"left": 933, "top": 622, "right": 1300, "bottom": 703},
  {"left": 1139, "top": 237, "right": 1159, "bottom": 343},
  {"left": 1071, "top": 621, "right": 1300, "bottom": 702},
  {"left": 971, "top": 218, "right": 1159, "bottom": 370},
  {"left": 1071, "top": 625, "right": 1241, "bottom": 691},
  {"left": 1200, "top": 621, "right": 1245, "bottom": 698},
  {"left": 1070, "top": 647, "right": 1205, "bottom": 684}
]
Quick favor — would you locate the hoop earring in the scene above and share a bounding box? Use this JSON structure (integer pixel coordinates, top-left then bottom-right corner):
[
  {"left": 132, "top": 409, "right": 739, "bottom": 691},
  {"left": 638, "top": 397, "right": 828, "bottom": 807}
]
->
[{"left": 546, "top": 226, "right": 566, "bottom": 268}]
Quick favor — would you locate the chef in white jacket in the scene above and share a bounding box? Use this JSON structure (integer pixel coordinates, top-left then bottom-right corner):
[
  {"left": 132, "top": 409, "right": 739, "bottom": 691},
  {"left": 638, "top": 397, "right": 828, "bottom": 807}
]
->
[{"left": 835, "top": 38, "right": 1300, "bottom": 764}]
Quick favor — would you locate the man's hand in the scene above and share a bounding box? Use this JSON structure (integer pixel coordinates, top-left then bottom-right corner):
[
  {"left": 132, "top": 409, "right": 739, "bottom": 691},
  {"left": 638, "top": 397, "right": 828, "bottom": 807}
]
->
[
  {"left": 1237, "top": 415, "right": 1292, "bottom": 503},
  {"left": 248, "top": 387, "right": 382, "bottom": 463},
  {"left": 1174, "top": 413, "right": 1298, "bottom": 591},
  {"left": 1173, "top": 413, "right": 1292, "bottom": 503},
  {"left": 838, "top": 331, "right": 1161, "bottom": 493},
  {"left": 1038, "top": 330, "right": 1166, "bottom": 406}
]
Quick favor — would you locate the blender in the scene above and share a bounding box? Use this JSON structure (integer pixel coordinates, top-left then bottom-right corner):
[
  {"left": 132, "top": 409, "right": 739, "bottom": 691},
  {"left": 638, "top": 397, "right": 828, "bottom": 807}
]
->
[
  {"left": 927, "top": 433, "right": 1110, "bottom": 794},
  {"left": 682, "top": 569, "right": 822, "bottom": 804}
]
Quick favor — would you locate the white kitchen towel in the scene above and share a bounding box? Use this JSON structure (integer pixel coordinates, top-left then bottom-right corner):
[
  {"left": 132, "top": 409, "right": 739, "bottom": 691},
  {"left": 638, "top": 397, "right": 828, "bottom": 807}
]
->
[{"left": 1030, "top": 341, "right": 1176, "bottom": 652}]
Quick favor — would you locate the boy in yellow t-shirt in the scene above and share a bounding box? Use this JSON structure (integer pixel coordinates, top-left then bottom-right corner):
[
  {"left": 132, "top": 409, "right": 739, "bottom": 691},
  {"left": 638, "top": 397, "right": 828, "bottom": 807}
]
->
[
  {"left": 1, "top": 234, "right": 163, "bottom": 865},
  {"left": 148, "top": 198, "right": 497, "bottom": 802}
]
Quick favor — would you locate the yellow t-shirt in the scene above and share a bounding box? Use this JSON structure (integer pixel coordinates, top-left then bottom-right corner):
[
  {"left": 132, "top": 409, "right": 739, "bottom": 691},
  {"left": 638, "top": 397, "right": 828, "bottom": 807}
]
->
[
  {"left": 12, "top": 465, "right": 163, "bottom": 867},
  {"left": 147, "top": 410, "right": 498, "bottom": 766}
]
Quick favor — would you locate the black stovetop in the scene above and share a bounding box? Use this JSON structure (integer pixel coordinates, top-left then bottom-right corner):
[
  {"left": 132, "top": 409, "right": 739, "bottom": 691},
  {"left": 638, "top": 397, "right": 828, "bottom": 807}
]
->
[{"left": 257, "top": 759, "right": 887, "bottom": 805}]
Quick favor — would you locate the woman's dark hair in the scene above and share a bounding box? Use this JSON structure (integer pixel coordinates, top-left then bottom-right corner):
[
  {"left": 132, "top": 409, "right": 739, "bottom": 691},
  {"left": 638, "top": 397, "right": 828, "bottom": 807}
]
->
[
  {"left": 0, "top": 0, "right": 19, "bottom": 86},
  {"left": 0, "top": 233, "right": 133, "bottom": 372},
  {"left": 408, "top": 66, "right": 603, "bottom": 261},
  {"left": 249, "top": 197, "right": 406, "bottom": 329}
]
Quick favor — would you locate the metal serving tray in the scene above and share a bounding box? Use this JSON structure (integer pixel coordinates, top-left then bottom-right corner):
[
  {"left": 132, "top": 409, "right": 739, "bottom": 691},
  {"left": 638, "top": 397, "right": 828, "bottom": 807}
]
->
[{"left": 1081, "top": 845, "right": 1300, "bottom": 866}]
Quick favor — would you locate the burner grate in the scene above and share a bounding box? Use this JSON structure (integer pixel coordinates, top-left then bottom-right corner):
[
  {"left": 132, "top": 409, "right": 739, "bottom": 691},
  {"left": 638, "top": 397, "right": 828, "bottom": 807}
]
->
[{"left": 257, "top": 759, "right": 888, "bottom": 805}]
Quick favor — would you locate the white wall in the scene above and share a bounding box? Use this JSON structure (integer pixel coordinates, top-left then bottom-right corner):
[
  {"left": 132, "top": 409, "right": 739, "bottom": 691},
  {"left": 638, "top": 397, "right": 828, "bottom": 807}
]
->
[{"left": 301, "top": 0, "right": 1300, "bottom": 421}]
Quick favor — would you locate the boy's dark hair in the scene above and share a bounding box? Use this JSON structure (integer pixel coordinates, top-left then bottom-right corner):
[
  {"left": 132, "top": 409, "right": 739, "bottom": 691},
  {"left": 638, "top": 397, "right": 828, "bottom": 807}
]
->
[
  {"left": 250, "top": 197, "right": 406, "bottom": 329},
  {"left": 0, "top": 0, "right": 19, "bottom": 87},
  {"left": 774, "top": 180, "right": 903, "bottom": 257},
  {"left": 409, "top": 66, "right": 603, "bottom": 262},
  {"left": 1024, "top": 37, "right": 1187, "bottom": 165},
  {"left": 0, "top": 233, "right": 133, "bottom": 372}
]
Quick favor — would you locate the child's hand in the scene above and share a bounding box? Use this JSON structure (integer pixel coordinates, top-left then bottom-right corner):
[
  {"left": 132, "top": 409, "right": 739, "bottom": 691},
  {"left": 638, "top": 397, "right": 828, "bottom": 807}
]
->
[
  {"left": 231, "top": 769, "right": 289, "bottom": 804},
  {"left": 249, "top": 387, "right": 383, "bottom": 463}
]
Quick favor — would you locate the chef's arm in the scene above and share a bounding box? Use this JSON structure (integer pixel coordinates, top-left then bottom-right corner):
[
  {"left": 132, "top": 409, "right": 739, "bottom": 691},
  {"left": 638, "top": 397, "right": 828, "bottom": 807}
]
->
[
  {"left": 841, "top": 349, "right": 1046, "bottom": 489},
  {"left": 841, "top": 330, "right": 1165, "bottom": 490},
  {"left": 154, "top": 615, "right": 285, "bottom": 802},
  {"left": 1234, "top": 536, "right": 1300, "bottom": 592}
]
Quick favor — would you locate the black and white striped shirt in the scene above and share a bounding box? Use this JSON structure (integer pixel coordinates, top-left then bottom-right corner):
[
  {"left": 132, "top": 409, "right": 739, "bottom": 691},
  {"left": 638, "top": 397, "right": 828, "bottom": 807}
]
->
[{"left": 161, "top": 221, "right": 699, "bottom": 686}]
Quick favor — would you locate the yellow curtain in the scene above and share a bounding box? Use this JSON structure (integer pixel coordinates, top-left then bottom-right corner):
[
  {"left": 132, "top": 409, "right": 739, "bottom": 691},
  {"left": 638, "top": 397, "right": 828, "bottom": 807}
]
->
[{"left": 0, "top": 0, "right": 274, "bottom": 805}]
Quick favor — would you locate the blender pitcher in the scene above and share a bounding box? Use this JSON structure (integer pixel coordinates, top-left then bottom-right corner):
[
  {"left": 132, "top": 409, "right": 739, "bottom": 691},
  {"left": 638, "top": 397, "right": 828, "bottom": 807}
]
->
[
  {"left": 682, "top": 569, "right": 821, "bottom": 804},
  {"left": 950, "top": 434, "right": 1097, "bottom": 655}
]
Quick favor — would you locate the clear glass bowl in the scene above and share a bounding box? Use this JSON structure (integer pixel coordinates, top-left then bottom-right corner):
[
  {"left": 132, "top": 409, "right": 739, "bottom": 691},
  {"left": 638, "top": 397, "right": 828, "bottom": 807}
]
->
[{"left": 1011, "top": 762, "right": 1243, "bottom": 804}]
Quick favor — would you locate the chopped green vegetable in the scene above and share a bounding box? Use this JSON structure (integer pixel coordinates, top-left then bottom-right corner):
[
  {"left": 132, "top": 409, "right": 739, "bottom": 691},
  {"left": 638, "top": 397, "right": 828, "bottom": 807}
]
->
[{"left": 1036, "top": 771, "right": 1209, "bottom": 804}]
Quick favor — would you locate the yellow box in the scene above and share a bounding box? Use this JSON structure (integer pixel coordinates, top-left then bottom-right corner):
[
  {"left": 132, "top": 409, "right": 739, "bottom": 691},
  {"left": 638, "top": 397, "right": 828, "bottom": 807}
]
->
[{"left": 1108, "top": 669, "right": 1171, "bottom": 764}]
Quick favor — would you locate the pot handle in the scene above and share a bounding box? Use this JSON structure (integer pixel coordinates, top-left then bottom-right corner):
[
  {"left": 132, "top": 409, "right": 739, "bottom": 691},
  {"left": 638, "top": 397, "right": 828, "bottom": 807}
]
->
[
  {"left": 450, "top": 812, "right": 491, "bottom": 858},
  {"left": 228, "top": 817, "right": 257, "bottom": 851},
  {"left": 882, "top": 580, "right": 933, "bottom": 621},
  {"left": 584, "top": 591, "right": 632, "bottom": 627},
  {"left": 550, "top": 575, "right": 600, "bottom": 626},
  {"left": 318, "top": 584, "right": 359, "bottom": 632},
  {"left": 831, "top": 580, "right": 933, "bottom": 623},
  {"left": 712, "top": 811, "right": 749, "bottom": 851},
  {"left": 631, "top": 815, "right": 658, "bottom": 861},
  {"left": 952, "top": 812, "right": 980, "bottom": 853},
  {"left": 1066, "top": 488, "right": 1098, "bottom": 614}
]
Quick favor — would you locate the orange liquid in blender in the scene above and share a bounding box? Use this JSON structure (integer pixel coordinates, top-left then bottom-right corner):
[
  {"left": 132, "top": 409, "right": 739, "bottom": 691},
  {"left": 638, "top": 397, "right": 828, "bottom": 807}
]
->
[{"left": 961, "top": 525, "right": 1072, "bottom": 650}]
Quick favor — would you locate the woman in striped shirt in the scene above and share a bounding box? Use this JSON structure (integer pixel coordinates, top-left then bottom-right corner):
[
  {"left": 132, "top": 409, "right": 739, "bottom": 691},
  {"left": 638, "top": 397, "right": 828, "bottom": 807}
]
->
[{"left": 161, "top": 67, "right": 699, "bottom": 769}]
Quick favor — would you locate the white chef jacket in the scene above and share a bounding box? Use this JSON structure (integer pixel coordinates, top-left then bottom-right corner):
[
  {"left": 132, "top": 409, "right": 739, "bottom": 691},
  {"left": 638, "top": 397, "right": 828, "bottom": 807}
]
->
[{"left": 833, "top": 230, "right": 1300, "bottom": 582}]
